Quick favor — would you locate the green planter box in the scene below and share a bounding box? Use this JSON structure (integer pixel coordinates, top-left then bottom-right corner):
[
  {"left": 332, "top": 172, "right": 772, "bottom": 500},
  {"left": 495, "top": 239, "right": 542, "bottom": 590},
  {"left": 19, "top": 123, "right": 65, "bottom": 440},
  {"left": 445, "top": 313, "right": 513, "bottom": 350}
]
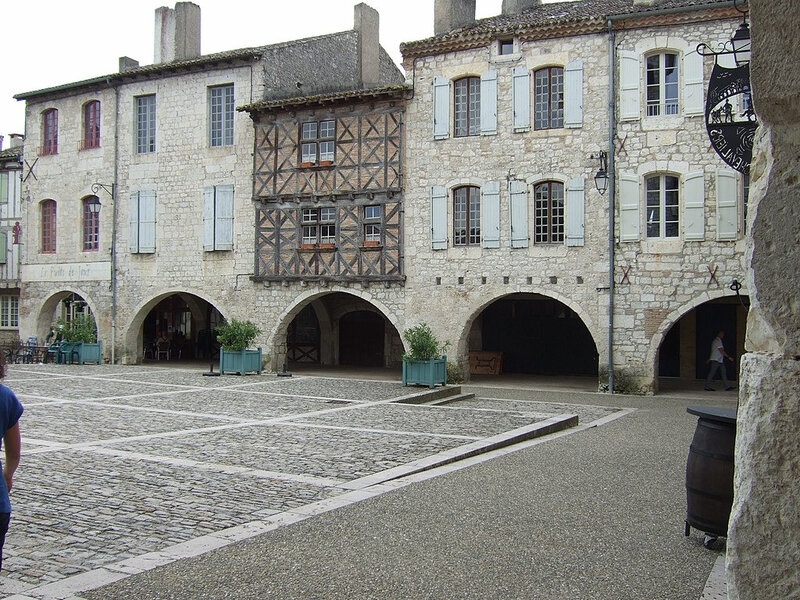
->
[
  {"left": 220, "top": 348, "right": 262, "bottom": 375},
  {"left": 402, "top": 356, "right": 447, "bottom": 388},
  {"left": 58, "top": 342, "right": 102, "bottom": 364}
]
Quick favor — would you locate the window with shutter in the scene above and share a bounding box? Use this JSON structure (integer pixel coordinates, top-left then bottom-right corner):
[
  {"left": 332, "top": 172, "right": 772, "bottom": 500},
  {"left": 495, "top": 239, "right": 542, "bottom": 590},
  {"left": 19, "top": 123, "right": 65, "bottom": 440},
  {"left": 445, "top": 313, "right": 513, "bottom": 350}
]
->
[
  {"left": 512, "top": 67, "right": 531, "bottom": 132},
  {"left": 482, "top": 181, "right": 500, "bottom": 248},
  {"left": 564, "top": 60, "right": 584, "bottom": 128},
  {"left": 716, "top": 168, "right": 739, "bottom": 241},
  {"left": 130, "top": 190, "right": 156, "bottom": 254},
  {"left": 619, "top": 173, "right": 640, "bottom": 242},
  {"left": 430, "top": 185, "right": 448, "bottom": 250},
  {"left": 454, "top": 77, "right": 481, "bottom": 137},
  {"left": 454, "top": 186, "right": 481, "bottom": 245},
  {"left": 683, "top": 171, "right": 706, "bottom": 241},
  {"left": 645, "top": 174, "right": 680, "bottom": 238},
  {"left": 534, "top": 68, "right": 564, "bottom": 130},
  {"left": 566, "top": 177, "right": 585, "bottom": 247},
  {"left": 534, "top": 181, "right": 565, "bottom": 244},
  {"left": 509, "top": 180, "right": 529, "bottom": 248},
  {"left": 433, "top": 77, "right": 450, "bottom": 139},
  {"left": 619, "top": 50, "right": 641, "bottom": 121},
  {"left": 480, "top": 71, "right": 498, "bottom": 135},
  {"left": 683, "top": 51, "right": 704, "bottom": 117},
  {"left": 204, "top": 185, "right": 235, "bottom": 251}
]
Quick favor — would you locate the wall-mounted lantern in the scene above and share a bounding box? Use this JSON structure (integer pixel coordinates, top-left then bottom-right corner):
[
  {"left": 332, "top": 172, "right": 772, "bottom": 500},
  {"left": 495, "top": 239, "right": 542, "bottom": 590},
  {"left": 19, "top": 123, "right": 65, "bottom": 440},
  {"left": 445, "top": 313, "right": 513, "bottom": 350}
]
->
[{"left": 594, "top": 151, "right": 609, "bottom": 196}]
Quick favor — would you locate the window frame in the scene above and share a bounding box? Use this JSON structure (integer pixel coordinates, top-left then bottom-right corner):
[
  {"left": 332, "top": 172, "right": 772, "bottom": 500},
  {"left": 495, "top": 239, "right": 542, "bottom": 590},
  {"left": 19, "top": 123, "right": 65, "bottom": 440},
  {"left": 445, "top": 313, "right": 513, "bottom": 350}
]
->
[
  {"left": 82, "top": 100, "right": 101, "bottom": 150},
  {"left": 534, "top": 181, "right": 565, "bottom": 244},
  {"left": 41, "top": 199, "right": 57, "bottom": 253},
  {"left": 363, "top": 204, "right": 382, "bottom": 244},
  {"left": 646, "top": 52, "right": 679, "bottom": 117},
  {"left": 136, "top": 94, "right": 157, "bottom": 154},
  {"left": 82, "top": 196, "right": 101, "bottom": 252},
  {"left": 534, "top": 67, "right": 564, "bottom": 130},
  {"left": 209, "top": 84, "right": 235, "bottom": 147},
  {"left": 453, "top": 76, "right": 481, "bottom": 137},
  {"left": 301, "top": 207, "right": 337, "bottom": 246},
  {"left": 453, "top": 185, "right": 481, "bottom": 246},
  {"left": 498, "top": 39, "right": 515, "bottom": 56},
  {"left": 300, "top": 119, "right": 336, "bottom": 166},
  {"left": 645, "top": 173, "right": 680, "bottom": 238},
  {"left": 41, "top": 108, "right": 58, "bottom": 155},
  {"left": 0, "top": 295, "right": 19, "bottom": 329}
]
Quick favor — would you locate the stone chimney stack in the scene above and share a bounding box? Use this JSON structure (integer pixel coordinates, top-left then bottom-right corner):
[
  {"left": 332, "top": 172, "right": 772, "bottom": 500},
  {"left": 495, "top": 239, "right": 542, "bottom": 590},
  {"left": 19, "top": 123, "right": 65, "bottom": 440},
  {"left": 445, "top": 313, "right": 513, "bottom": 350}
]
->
[
  {"left": 119, "top": 56, "right": 140, "bottom": 72},
  {"left": 354, "top": 3, "right": 380, "bottom": 88},
  {"left": 434, "top": 0, "right": 476, "bottom": 36},
  {"left": 0, "top": 136, "right": 4, "bottom": 151},
  {"left": 155, "top": 2, "right": 201, "bottom": 64},
  {"left": 9, "top": 134, "right": 23, "bottom": 149},
  {"left": 501, "top": 0, "right": 541, "bottom": 15}
]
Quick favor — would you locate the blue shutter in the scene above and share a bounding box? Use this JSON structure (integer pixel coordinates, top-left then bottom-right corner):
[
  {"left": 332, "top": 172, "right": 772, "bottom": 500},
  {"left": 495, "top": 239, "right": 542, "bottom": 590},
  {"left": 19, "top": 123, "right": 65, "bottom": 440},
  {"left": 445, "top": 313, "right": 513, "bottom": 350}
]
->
[
  {"left": 480, "top": 70, "right": 498, "bottom": 135},
  {"left": 138, "top": 190, "right": 157, "bottom": 254},
  {"left": 564, "top": 60, "right": 584, "bottom": 128},
  {"left": 482, "top": 181, "right": 500, "bottom": 248},
  {"left": 619, "top": 173, "right": 640, "bottom": 242},
  {"left": 684, "top": 50, "right": 704, "bottom": 117},
  {"left": 566, "top": 177, "right": 585, "bottom": 247},
  {"left": 509, "top": 180, "right": 529, "bottom": 248},
  {"left": 203, "top": 187, "right": 215, "bottom": 251},
  {"left": 431, "top": 185, "right": 448, "bottom": 250},
  {"left": 619, "top": 50, "right": 640, "bottom": 121},
  {"left": 0, "top": 232, "right": 7, "bottom": 264},
  {"left": 214, "top": 185, "right": 234, "bottom": 250},
  {"left": 683, "top": 171, "right": 706, "bottom": 241},
  {"left": 433, "top": 77, "right": 450, "bottom": 140},
  {"left": 129, "top": 192, "right": 140, "bottom": 253},
  {"left": 716, "top": 168, "right": 739, "bottom": 241},
  {"left": 512, "top": 67, "right": 530, "bottom": 132}
]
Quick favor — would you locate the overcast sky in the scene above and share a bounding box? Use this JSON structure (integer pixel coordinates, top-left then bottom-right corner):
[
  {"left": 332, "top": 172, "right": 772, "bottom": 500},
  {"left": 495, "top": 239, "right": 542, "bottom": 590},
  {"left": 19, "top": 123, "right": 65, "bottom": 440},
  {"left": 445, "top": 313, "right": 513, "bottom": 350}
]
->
[{"left": 0, "top": 0, "right": 510, "bottom": 143}]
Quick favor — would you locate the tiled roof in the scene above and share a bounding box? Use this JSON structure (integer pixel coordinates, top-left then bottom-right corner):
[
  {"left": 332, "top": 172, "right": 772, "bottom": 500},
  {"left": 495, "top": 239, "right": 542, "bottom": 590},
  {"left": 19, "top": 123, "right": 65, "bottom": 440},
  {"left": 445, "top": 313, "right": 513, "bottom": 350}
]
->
[
  {"left": 0, "top": 146, "right": 23, "bottom": 161},
  {"left": 240, "top": 84, "right": 412, "bottom": 114},
  {"left": 401, "top": 0, "right": 739, "bottom": 58}
]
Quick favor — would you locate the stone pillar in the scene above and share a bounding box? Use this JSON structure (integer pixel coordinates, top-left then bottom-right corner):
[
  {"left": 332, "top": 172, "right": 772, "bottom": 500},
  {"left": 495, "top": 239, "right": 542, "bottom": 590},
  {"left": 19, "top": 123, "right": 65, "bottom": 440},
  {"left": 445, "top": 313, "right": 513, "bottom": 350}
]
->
[
  {"left": 354, "top": 3, "right": 380, "bottom": 88},
  {"left": 727, "top": 1, "right": 800, "bottom": 598},
  {"left": 501, "top": 0, "right": 541, "bottom": 15},
  {"left": 434, "top": 0, "right": 476, "bottom": 36}
]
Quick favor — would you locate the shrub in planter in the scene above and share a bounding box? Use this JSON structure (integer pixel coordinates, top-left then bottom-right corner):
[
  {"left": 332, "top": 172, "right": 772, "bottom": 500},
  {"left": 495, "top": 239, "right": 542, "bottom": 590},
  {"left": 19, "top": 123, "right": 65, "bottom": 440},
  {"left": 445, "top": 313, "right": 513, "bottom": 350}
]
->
[
  {"left": 402, "top": 323, "right": 449, "bottom": 387},
  {"left": 217, "top": 319, "right": 263, "bottom": 375},
  {"left": 56, "top": 314, "right": 102, "bottom": 364}
]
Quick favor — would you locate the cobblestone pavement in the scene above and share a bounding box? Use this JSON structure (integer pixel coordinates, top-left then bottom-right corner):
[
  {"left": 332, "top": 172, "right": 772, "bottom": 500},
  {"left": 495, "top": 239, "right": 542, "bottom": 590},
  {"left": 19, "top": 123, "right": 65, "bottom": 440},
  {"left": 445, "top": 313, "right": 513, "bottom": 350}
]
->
[{"left": 0, "top": 364, "right": 621, "bottom": 598}]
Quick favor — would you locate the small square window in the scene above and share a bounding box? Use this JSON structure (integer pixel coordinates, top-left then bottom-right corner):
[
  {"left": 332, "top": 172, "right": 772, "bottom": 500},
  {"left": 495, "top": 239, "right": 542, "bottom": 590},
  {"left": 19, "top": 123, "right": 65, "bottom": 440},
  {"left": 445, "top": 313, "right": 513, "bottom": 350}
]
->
[
  {"left": 302, "top": 122, "right": 317, "bottom": 139},
  {"left": 499, "top": 40, "right": 514, "bottom": 55},
  {"left": 364, "top": 205, "right": 381, "bottom": 220}
]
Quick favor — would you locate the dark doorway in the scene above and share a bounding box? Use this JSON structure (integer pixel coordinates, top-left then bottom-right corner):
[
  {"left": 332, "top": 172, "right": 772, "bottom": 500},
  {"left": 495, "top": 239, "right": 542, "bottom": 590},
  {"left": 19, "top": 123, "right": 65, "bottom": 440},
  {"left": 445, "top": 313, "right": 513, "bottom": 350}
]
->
[
  {"left": 142, "top": 294, "right": 222, "bottom": 361},
  {"left": 339, "top": 311, "right": 384, "bottom": 367},
  {"left": 696, "top": 303, "right": 739, "bottom": 380},
  {"left": 287, "top": 305, "right": 320, "bottom": 363},
  {"left": 659, "top": 321, "right": 681, "bottom": 377}
]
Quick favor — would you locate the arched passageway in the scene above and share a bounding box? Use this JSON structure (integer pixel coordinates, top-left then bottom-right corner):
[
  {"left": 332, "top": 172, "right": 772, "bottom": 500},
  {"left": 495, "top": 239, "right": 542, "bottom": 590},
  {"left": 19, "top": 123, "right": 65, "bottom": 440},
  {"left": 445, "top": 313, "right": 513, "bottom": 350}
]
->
[
  {"left": 138, "top": 293, "right": 223, "bottom": 362},
  {"left": 36, "top": 291, "right": 98, "bottom": 343}
]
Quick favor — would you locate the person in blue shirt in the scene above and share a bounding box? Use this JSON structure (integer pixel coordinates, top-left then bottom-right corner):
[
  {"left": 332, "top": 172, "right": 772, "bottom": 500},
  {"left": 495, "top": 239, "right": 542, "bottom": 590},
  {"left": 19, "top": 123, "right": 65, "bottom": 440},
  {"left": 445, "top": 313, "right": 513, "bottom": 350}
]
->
[{"left": 0, "top": 351, "right": 23, "bottom": 571}]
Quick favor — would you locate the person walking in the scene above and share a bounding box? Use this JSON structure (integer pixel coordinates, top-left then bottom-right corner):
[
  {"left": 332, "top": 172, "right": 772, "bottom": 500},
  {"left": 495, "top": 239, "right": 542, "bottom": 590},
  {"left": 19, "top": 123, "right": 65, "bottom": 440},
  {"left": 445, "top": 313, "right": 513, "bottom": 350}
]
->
[
  {"left": 0, "top": 352, "right": 23, "bottom": 571},
  {"left": 704, "top": 329, "right": 735, "bottom": 391}
]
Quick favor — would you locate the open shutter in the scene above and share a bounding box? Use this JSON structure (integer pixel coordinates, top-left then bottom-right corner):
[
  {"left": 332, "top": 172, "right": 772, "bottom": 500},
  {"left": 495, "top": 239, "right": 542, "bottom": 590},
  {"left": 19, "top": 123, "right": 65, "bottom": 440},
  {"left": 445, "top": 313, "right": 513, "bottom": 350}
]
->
[
  {"left": 214, "top": 184, "right": 234, "bottom": 250},
  {"left": 684, "top": 50, "right": 704, "bottom": 117},
  {"left": 619, "top": 50, "right": 641, "bottom": 121},
  {"left": 129, "top": 192, "right": 140, "bottom": 252},
  {"left": 564, "top": 60, "right": 584, "bottom": 128},
  {"left": 566, "top": 177, "right": 585, "bottom": 247},
  {"left": 433, "top": 77, "right": 450, "bottom": 140},
  {"left": 509, "top": 180, "right": 529, "bottom": 248},
  {"left": 138, "top": 190, "right": 156, "bottom": 254},
  {"left": 619, "top": 173, "right": 640, "bottom": 242},
  {"left": 203, "top": 187, "right": 215, "bottom": 251},
  {"left": 512, "top": 67, "right": 531, "bottom": 132},
  {"left": 480, "top": 70, "right": 498, "bottom": 135},
  {"left": 716, "top": 168, "right": 739, "bottom": 240},
  {"left": 683, "top": 171, "right": 706, "bottom": 241},
  {"left": 0, "top": 232, "right": 7, "bottom": 264},
  {"left": 430, "top": 185, "right": 448, "bottom": 250},
  {"left": 482, "top": 181, "right": 500, "bottom": 248}
]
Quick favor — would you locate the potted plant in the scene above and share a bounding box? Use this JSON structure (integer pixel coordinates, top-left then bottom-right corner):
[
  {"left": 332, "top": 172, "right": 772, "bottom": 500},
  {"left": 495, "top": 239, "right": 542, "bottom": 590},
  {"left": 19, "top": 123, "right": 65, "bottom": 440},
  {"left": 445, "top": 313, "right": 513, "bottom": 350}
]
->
[
  {"left": 57, "top": 314, "right": 102, "bottom": 364},
  {"left": 217, "top": 318, "right": 263, "bottom": 375},
  {"left": 402, "top": 322, "right": 448, "bottom": 388}
]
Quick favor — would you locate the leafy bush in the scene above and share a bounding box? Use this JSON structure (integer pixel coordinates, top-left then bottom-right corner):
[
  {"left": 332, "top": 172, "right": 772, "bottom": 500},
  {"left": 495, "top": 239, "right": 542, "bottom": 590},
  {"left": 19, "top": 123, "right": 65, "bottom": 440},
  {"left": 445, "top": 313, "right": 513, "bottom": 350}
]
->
[
  {"left": 446, "top": 361, "right": 464, "bottom": 384},
  {"left": 58, "top": 314, "right": 97, "bottom": 343},
  {"left": 216, "top": 319, "right": 261, "bottom": 351},
  {"left": 403, "top": 322, "right": 449, "bottom": 361}
]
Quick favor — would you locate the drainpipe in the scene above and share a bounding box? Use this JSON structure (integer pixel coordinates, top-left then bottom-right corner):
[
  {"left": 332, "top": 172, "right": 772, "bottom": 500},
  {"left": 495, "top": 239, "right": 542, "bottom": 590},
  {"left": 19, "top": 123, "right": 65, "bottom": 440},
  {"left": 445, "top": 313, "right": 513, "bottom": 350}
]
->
[
  {"left": 607, "top": 19, "right": 617, "bottom": 393},
  {"left": 111, "top": 83, "right": 120, "bottom": 364}
]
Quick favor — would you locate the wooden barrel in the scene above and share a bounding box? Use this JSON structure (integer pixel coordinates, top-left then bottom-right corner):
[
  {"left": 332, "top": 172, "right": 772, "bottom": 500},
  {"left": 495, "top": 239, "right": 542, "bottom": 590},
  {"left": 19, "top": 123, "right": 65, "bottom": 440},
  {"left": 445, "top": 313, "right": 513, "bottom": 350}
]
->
[{"left": 685, "top": 407, "right": 737, "bottom": 537}]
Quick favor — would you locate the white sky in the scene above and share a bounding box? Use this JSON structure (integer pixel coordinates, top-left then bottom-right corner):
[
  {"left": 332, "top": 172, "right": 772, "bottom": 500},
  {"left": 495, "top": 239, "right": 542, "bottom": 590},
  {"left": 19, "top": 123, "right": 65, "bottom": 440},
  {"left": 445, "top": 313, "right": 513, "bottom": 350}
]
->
[{"left": 0, "top": 0, "right": 507, "bottom": 143}]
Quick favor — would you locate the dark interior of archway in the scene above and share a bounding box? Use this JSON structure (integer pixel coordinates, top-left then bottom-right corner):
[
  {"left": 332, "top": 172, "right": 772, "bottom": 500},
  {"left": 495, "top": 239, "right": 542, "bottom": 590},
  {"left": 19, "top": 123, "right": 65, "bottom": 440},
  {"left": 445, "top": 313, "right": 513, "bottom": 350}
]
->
[
  {"left": 287, "top": 304, "right": 320, "bottom": 363},
  {"left": 142, "top": 294, "right": 221, "bottom": 360},
  {"left": 481, "top": 298, "right": 598, "bottom": 376},
  {"left": 339, "top": 310, "right": 384, "bottom": 367}
]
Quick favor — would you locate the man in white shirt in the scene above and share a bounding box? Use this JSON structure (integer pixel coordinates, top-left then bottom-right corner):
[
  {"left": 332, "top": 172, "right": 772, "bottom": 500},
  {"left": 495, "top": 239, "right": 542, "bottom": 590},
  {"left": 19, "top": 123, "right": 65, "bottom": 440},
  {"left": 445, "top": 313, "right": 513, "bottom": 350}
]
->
[{"left": 704, "top": 329, "right": 735, "bottom": 391}]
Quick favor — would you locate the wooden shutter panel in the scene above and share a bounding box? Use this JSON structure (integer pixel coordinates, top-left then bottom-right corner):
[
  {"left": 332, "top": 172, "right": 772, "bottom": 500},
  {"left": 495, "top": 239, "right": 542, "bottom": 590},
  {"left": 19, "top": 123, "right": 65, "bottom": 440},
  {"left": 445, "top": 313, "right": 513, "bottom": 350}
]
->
[
  {"left": 129, "top": 191, "right": 140, "bottom": 253},
  {"left": 0, "top": 232, "right": 7, "bottom": 264},
  {"left": 684, "top": 50, "right": 704, "bottom": 117},
  {"left": 512, "top": 67, "right": 530, "bottom": 132},
  {"left": 683, "top": 170, "right": 706, "bottom": 241},
  {"left": 619, "top": 173, "right": 640, "bottom": 242},
  {"left": 564, "top": 60, "right": 584, "bottom": 128},
  {"left": 433, "top": 77, "right": 450, "bottom": 140},
  {"left": 509, "top": 180, "right": 529, "bottom": 248},
  {"left": 619, "top": 50, "right": 641, "bottom": 121},
  {"left": 716, "top": 168, "right": 739, "bottom": 240},
  {"left": 430, "top": 185, "right": 448, "bottom": 250},
  {"left": 138, "top": 190, "right": 157, "bottom": 254},
  {"left": 214, "top": 184, "right": 234, "bottom": 250},
  {"left": 203, "top": 187, "right": 215, "bottom": 251},
  {"left": 480, "top": 70, "right": 498, "bottom": 135},
  {"left": 566, "top": 177, "right": 585, "bottom": 247},
  {"left": 482, "top": 181, "right": 500, "bottom": 248}
]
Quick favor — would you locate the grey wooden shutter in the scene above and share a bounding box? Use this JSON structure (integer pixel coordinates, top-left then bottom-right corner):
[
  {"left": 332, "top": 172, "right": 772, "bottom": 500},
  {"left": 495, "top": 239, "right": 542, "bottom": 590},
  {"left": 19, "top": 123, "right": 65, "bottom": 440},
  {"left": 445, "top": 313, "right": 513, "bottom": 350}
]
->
[
  {"left": 203, "top": 187, "right": 215, "bottom": 251},
  {"left": 482, "top": 181, "right": 500, "bottom": 248},
  {"left": 564, "top": 60, "right": 584, "bottom": 128},
  {"left": 683, "top": 170, "right": 706, "bottom": 241},
  {"left": 684, "top": 50, "right": 704, "bottom": 117},
  {"left": 716, "top": 168, "right": 739, "bottom": 240},
  {"left": 214, "top": 184, "right": 234, "bottom": 250},
  {"left": 138, "top": 190, "right": 157, "bottom": 254},
  {"left": 512, "top": 67, "right": 530, "bottom": 132},
  {"left": 619, "top": 173, "right": 640, "bottom": 242},
  {"left": 129, "top": 191, "right": 140, "bottom": 252},
  {"left": 430, "top": 185, "right": 448, "bottom": 250},
  {"left": 566, "top": 177, "right": 585, "bottom": 247},
  {"left": 480, "top": 70, "right": 498, "bottom": 135},
  {"left": 619, "top": 50, "right": 641, "bottom": 121},
  {"left": 509, "top": 180, "right": 529, "bottom": 248},
  {"left": 0, "top": 232, "right": 7, "bottom": 264},
  {"left": 433, "top": 77, "right": 450, "bottom": 140}
]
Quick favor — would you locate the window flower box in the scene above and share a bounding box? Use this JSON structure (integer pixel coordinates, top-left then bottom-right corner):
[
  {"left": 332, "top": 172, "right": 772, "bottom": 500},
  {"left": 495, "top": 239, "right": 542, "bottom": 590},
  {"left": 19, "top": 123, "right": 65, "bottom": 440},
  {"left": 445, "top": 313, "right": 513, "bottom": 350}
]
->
[
  {"left": 300, "top": 161, "right": 315, "bottom": 168},
  {"left": 319, "top": 160, "right": 333, "bottom": 167},
  {"left": 363, "top": 240, "right": 381, "bottom": 247}
]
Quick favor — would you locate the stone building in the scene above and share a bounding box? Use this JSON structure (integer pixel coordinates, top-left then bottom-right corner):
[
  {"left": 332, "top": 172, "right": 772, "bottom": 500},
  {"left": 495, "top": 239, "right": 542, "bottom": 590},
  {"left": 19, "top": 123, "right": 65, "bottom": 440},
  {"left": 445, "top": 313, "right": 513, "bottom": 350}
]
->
[
  {"left": 0, "top": 135, "right": 24, "bottom": 345},
  {"left": 400, "top": 0, "right": 750, "bottom": 392}
]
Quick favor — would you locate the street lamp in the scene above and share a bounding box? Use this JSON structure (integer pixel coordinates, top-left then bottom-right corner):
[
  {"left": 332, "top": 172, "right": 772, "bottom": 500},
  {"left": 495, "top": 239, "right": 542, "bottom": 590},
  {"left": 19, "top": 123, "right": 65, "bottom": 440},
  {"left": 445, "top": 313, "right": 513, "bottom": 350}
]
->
[
  {"left": 731, "top": 20, "right": 751, "bottom": 66},
  {"left": 594, "top": 151, "right": 609, "bottom": 196},
  {"left": 87, "top": 197, "right": 102, "bottom": 214}
]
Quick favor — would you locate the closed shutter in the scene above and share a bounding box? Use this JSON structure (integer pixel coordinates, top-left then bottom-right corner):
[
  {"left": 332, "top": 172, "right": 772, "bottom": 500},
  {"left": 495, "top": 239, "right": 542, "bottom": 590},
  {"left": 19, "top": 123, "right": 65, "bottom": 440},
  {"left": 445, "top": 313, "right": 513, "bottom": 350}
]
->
[
  {"left": 433, "top": 77, "right": 450, "bottom": 140},
  {"left": 138, "top": 190, "right": 157, "bottom": 254},
  {"left": 482, "top": 181, "right": 500, "bottom": 248},
  {"left": 683, "top": 171, "right": 706, "bottom": 241},
  {"left": 716, "top": 168, "right": 739, "bottom": 240},
  {"left": 129, "top": 192, "right": 140, "bottom": 252},
  {"left": 619, "top": 50, "right": 641, "bottom": 121},
  {"left": 214, "top": 184, "right": 234, "bottom": 250},
  {"left": 564, "top": 60, "right": 584, "bottom": 128},
  {"left": 509, "top": 180, "right": 529, "bottom": 248},
  {"left": 512, "top": 67, "right": 530, "bottom": 132},
  {"left": 0, "top": 232, "right": 7, "bottom": 264},
  {"left": 619, "top": 173, "right": 640, "bottom": 242},
  {"left": 203, "top": 187, "right": 215, "bottom": 251},
  {"left": 566, "top": 177, "right": 585, "bottom": 247},
  {"left": 684, "top": 50, "right": 704, "bottom": 117},
  {"left": 430, "top": 185, "right": 448, "bottom": 250},
  {"left": 480, "top": 70, "right": 498, "bottom": 135}
]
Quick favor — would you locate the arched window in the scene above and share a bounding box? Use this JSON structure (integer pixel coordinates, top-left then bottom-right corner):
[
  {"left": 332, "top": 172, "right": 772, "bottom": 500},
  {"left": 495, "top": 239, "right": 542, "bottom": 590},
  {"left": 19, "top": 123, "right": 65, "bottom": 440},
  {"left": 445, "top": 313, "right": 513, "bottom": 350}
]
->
[
  {"left": 42, "top": 109, "right": 58, "bottom": 155},
  {"left": 82, "top": 101, "right": 101, "bottom": 149},
  {"left": 534, "top": 181, "right": 565, "bottom": 243},
  {"left": 534, "top": 67, "right": 564, "bottom": 130},
  {"left": 82, "top": 196, "right": 101, "bottom": 251},
  {"left": 453, "top": 185, "right": 480, "bottom": 245},
  {"left": 41, "top": 199, "right": 57, "bottom": 253},
  {"left": 453, "top": 77, "right": 480, "bottom": 137},
  {"left": 646, "top": 52, "right": 679, "bottom": 116},
  {"left": 646, "top": 174, "right": 680, "bottom": 238}
]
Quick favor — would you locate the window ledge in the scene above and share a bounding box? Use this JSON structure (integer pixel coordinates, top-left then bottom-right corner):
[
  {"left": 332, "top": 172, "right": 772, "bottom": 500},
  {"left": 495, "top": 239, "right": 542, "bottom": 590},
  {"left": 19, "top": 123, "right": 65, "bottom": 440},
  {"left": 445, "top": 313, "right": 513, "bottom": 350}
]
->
[
  {"left": 299, "top": 244, "right": 336, "bottom": 252},
  {"left": 299, "top": 161, "right": 334, "bottom": 169}
]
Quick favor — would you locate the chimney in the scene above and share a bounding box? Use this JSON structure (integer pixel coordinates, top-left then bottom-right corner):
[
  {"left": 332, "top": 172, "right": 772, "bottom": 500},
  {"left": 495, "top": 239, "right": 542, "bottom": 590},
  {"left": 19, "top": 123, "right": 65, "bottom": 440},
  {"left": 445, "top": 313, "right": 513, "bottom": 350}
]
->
[
  {"left": 0, "top": 136, "right": 3, "bottom": 151},
  {"left": 501, "top": 0, "right": 541, "bottom": 15},
  {"left": 354, "top": 3, "right": 380, "bottom": 88},
  {"left": 434, "top": 0, "right": 476, "bottom": 36},
  {"left": 155, "top": 2, "right": 201, "bottom": 64},
  {"left": 9, "top": 134, "right": 23, "bottom": 149},
  {"left": 632, "top": 0, "right": 658, "bottom": 5},
  {"left": 119, "top": 56, "right": 140, "bottom": 72}
]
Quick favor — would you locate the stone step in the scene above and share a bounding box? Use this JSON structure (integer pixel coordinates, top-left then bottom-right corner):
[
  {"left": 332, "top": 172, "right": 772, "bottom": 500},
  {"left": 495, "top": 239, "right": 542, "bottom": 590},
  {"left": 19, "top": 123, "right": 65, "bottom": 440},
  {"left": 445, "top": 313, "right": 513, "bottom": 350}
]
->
[
  {"left": 426, "top": 393, "right": 476, "bottom": 405},
  {"left": 392, "top": 385, "right": 464, "bottom": 405}
]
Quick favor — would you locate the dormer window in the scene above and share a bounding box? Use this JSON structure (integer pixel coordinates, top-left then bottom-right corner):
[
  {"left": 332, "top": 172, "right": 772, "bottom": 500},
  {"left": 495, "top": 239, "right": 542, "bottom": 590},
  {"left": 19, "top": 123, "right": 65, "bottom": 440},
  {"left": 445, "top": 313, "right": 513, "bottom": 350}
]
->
[{"left": 499, "top": 39, "right": 514, "bottom": 55}]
